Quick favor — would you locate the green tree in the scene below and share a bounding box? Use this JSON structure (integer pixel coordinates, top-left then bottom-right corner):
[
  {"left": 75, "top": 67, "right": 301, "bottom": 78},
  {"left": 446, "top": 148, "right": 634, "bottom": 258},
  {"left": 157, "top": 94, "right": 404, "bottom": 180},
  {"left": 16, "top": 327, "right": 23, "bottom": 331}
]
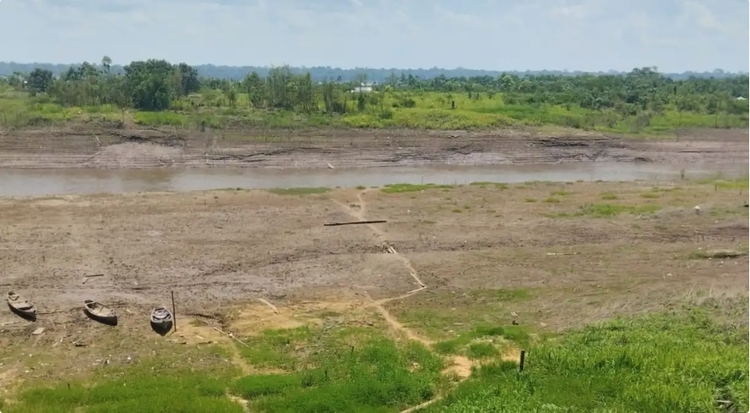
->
[
  {"left": 27, "top": 68, "right": 53, "bottom": 94},
  {"left": 124, "top": 60, "right": 175, "bottom": 111},
  {"left": 242, "top": 72, "right": 265, "bottom": 108},
  {"left": 101, "top": 56, "right": 112, "bottom": 74},
  {"left": 175, "top": 63, "right": 200, "bottom": 97}
]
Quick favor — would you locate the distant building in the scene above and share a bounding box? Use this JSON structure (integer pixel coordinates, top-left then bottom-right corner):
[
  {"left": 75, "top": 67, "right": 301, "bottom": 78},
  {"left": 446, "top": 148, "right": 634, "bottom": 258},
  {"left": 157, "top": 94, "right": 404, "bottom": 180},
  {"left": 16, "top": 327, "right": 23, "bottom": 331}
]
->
[
  {"left": 349, "top": 82, "right": 376, "bottom": 93},
  {"left": 350, "top": 86, "right": 373, "bottom": 93}
]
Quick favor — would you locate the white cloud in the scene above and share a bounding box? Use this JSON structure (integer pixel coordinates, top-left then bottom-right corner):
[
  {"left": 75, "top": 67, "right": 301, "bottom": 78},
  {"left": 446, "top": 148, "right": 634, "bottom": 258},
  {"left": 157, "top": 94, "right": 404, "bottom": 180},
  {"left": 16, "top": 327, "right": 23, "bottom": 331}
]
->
[{"left": 0, "top": 0, "right": 746, "bottom": 72}]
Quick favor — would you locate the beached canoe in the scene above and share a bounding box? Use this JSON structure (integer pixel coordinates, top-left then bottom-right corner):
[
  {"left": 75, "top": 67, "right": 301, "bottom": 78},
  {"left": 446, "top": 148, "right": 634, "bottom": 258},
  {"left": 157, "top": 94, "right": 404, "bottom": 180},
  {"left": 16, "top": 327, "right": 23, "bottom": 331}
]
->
[
  {"left": 150, "top": 306, "right": 173, "bottom": 326},
  {"left": 83, "top": 299, "right": 117, "bottom": 325},
  {"left": 7, "top": 291, "right": 36, "bottom": 320}
]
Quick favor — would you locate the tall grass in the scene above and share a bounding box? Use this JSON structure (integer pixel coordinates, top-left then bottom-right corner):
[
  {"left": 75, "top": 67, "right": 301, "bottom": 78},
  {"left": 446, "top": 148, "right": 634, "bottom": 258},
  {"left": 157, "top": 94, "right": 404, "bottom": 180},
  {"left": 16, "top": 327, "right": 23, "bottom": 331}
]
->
[{"left": 425, "top": 306, "right": 749, "bottom": 413}]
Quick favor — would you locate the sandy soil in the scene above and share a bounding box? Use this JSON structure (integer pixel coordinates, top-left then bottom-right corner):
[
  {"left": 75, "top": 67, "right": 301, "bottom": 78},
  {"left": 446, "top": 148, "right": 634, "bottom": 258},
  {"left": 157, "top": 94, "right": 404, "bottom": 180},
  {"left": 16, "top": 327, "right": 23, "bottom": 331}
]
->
[
  {"left": 0, "top": 177, "right": 747, "bottom": 393},
  {"left": 0, "top": 125, "right": 746, "bottom": 169}
]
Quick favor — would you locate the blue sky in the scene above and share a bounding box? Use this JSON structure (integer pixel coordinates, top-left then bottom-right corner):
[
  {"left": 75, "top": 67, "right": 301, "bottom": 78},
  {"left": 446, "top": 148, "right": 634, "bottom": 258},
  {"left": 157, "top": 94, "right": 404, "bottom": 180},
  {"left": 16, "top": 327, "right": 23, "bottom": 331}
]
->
[{"left": 0, "top": 0, "right": 747, "bottom": 72}]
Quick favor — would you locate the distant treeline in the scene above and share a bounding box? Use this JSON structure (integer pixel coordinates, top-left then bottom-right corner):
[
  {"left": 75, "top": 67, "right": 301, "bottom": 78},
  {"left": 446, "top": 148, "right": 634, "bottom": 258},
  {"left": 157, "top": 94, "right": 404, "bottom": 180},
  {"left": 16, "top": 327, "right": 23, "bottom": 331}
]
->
[
  {"left": 0, "top": 61, "right": 745, "bottom": 82},
  {"left": 1, "top": 58, "right": 747, "bottom": 133}
]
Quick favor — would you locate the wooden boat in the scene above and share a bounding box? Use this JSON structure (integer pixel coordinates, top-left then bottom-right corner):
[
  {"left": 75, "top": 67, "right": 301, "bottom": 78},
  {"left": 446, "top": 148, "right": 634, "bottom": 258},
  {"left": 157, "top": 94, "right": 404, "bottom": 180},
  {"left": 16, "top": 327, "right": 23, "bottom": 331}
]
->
[
  {"left": 83, "top": 300, "right": 117, "bottom": 325},
  {"left": 7, "top": 291, "right": 36, "bottom": 321},
  {"left": 150, "top": 306, "right": 173, "bottom": 333}
]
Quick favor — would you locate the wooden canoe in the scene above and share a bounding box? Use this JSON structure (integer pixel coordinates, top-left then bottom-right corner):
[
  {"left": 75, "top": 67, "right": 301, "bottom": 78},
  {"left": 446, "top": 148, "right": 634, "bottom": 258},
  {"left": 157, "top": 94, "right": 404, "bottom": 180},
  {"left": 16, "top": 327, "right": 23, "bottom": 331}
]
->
[
  {"left": 7, "top": 291, "right": 36, "bottom": 320},
  {"left": 150, "top": 306, "right": 173, "bottom": 326},
  {"left": 83, "top": 300, "right": 117, "bottom": 325}
]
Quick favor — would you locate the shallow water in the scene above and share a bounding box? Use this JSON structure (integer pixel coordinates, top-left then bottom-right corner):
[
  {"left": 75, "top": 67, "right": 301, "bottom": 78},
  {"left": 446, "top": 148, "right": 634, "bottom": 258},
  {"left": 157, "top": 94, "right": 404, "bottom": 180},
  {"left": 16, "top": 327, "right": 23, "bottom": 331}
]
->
[{"left": 0, "top": 162, "right": 746, "bottom": 197}]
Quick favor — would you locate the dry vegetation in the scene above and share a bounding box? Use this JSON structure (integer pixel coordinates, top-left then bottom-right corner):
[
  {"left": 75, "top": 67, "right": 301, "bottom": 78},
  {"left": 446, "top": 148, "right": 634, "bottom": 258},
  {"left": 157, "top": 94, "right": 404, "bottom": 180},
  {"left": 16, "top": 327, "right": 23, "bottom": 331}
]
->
[{"left": 0, "top": 176, "right": 747, "bottom": 412}]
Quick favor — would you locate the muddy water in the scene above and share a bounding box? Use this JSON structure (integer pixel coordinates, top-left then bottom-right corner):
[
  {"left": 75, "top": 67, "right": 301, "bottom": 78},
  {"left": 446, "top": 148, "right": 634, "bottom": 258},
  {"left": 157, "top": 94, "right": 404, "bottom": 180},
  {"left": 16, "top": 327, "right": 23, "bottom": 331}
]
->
[{"left": 0, "top": 162, "right": 747, "bottom": 197}]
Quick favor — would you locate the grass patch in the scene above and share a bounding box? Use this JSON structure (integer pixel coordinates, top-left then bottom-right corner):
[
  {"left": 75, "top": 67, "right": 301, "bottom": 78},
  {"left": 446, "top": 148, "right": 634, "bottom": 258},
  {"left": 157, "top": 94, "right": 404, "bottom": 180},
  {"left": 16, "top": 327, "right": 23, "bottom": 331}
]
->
[
  {"left": 466, "top": 342, "right": 499, "bottom": 360},
  {"left": 524, "top": 198, "right": 537, "bottom": 203},
  {"left": 389, "top": 288, "right": 533, "bottom": 340},
  {"left": 688, "top": 249, "right": 748, "bottom": 260},
  {"left": 641, "top": 192, "right": 661, "bottom": 199},
  {"left": 238, "top": 326, "right": 314, "bottom": 370},
  {"left": 267, "top": 187, "right": 329, "bottom": 196},
  {"left": 601, "top": 192, "right": 619, "bottom": 200},
  {"left": 381, "top": 183, "right": 454, "bottom": 194},
  {"left": 573, "top": 203, "right": 660, "bottom": 218},
  {"left": 714, "top": 178, "right": 749, "bottom": 190},
  {"left": 550, "top": 190, "right": 572, "bottom": 196},
  {"left": 231, "top": 338, "right": 444, "bottom": 413},
  {"left": 434, "top": 324, "right": 531, "bottom": 358},
  {"left": 696, "top": 176, "right": 749, "bottom": 190},
  {"left": 426, "top": 305, "right": 749, "bottom": 413},
  {"left": 469, "top": 182, "right": 509, "bottom": 190},
  {"left": 543, "top": 197, "right": 561, "bottom": 203},
  {"left": 10, "top": 371, "right": 241, "bottom": 413},
  {"left": 230, "top": 373, "right": 303, "bottom": 398}
]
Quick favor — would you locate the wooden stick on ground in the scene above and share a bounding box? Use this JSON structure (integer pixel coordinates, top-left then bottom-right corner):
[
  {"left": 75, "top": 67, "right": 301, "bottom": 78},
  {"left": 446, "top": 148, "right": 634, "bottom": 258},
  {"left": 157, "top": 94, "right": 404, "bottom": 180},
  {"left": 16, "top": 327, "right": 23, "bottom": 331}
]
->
[
  {"left": 257, "top": 298, "right": 279, "bottom": 314},
  {"left": 82, "top": 274, "right": 104, "bottom": 285},
  {"left": 213, "top": 327, "right": 250, "bottom": 348},
  {"left": 324, "top": 220, "right": 387, "bottom": 227}
]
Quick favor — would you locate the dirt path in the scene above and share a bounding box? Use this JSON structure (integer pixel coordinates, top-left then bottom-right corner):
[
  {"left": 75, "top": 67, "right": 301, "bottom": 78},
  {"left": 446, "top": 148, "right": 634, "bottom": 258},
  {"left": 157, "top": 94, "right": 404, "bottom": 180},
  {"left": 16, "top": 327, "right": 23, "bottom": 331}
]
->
[
  {"left": 332, "top": 189, "right": 475, "bottom": 412},
  {"left": 332, "top": 190, "right": 425, "bottom": 289}
]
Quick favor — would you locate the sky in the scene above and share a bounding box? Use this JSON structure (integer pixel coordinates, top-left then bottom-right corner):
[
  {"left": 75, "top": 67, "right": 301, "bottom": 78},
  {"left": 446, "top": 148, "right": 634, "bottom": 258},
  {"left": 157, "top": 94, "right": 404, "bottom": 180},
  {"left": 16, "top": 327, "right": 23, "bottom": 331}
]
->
[{"left": 0, "top": 0, "right": 747, "bottom": 72}]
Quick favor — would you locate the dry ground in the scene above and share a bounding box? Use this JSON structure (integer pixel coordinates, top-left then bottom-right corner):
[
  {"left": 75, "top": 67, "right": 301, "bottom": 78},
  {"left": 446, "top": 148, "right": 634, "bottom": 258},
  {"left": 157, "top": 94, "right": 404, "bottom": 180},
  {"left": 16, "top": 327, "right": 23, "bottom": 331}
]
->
[{"left": 0, "top": 177, "right": 747, "bottom": 395}]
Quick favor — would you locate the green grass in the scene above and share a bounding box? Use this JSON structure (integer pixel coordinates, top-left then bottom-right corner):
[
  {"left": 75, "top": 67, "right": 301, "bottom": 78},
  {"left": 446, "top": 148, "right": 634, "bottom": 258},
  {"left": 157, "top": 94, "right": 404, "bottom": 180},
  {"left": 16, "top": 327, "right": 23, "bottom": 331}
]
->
[
  {"left": 230, "top": 373, "right": 303, "bottom": 398},
  {"left": 466, "top": 342, "right": 499, "bottom": 360},
  {"left": 389, "top": 289, "right": 533, "bottom": 341},
  {"left": 688, "top": 249, "right": 748, "bottom": 260},
  {"left": 695, "top": 176, "right": 750, "bottom": 190},
  {"left": 424, "top": 304, "right": 749, "bottom": 413},
  {"left": 1, "top": 91, "right": 746, "bottom": 133},
  {"left": 469, "top": 182, "right": 509, "bottom": 190},
  {"left": 601, "top": 192, "right": 619, "bottom": 200},
  {"left": 641, "top": 192, "right": 661, "bottom": 199},
  {"left": 267, "top": 187, "right": 330, "bottom": 196},
  {"left": 434, "top": 324, "right": 531, "bottom": 358},
  {"left": 231, "top": 336, "right": 445, "bottom": 413},
  {"left": 237, "top": 326, "right": 314, "bottom": 370},
  {"left": 8, "top": 371, "right": 242, "bottom": 413},
  {"left": 565, "top": 203, "right": 661, "bottom": 218},
  {"left": 381, "top": 183, "right": 454, "bottom": 194}
]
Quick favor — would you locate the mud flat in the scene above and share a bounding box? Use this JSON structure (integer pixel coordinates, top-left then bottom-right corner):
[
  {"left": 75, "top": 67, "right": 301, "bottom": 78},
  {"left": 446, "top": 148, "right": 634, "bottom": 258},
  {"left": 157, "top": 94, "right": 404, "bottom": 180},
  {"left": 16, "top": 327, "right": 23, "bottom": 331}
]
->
[
  {"left": 1, "top": 178, "right": 746, "bottom": 334},
  {"left": 0, "top": 126, "right": 746, "bottom": 169}
]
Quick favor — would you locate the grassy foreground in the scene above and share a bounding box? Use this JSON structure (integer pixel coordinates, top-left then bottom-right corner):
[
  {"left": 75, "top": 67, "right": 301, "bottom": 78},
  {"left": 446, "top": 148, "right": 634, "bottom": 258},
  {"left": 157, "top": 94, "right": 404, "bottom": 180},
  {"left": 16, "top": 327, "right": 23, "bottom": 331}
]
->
[
  {"left": 4, "top": 301, "right": 747, "bottom": 413},
  {"left": 425, "top": 303, "right": 748, "bottom": 413},
  {"left": 0, "top": 88, "right": 746, "bottom": 135}
]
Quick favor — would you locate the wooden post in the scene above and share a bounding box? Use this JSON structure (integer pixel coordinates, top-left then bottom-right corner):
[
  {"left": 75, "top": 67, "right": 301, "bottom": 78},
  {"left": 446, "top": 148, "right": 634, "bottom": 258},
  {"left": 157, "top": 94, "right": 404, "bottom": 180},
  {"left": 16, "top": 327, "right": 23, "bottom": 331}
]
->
[
  {"left": 171, "top": 291, "right": 177, "bottom": 332},
  {"left": 519, "top": 350, "right": 526, "bottom": 372}
]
